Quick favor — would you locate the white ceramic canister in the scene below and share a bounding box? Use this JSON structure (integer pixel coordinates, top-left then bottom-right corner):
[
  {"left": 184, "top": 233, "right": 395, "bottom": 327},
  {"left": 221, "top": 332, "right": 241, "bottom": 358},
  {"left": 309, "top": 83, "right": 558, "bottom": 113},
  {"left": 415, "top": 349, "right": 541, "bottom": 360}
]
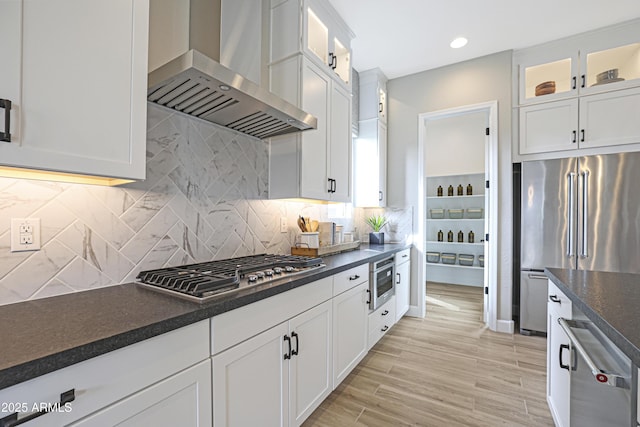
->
[{"left": 299, "top": 232, "right": 319, "bottom": 248}]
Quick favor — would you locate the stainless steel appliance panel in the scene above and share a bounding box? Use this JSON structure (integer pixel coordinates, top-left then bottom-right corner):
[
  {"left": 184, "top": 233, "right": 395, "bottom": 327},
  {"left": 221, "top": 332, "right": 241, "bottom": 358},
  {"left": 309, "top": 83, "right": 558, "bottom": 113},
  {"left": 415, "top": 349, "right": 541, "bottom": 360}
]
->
[
  {"left": 521, "top": 157, "right": 577, "bottom": 270},
  {"left": 519, "top": 271, "right": 548, "bottom": 333},
  {"left": 577, "top": 153, "right": 640, "bottom": 274},
  {"left": 370, "top": 256, "right": 395, "bottom": 311},
  {"left": 560, "top": 318, "right": 632, "bottom": 427}
]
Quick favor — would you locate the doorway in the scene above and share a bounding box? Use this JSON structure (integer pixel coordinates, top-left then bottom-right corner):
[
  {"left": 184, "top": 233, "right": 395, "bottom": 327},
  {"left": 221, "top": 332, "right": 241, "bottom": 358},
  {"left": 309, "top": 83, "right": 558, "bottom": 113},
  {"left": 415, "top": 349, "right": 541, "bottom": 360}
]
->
[{"left": 416, "top": 101, "right": 498, "bottom": 330}]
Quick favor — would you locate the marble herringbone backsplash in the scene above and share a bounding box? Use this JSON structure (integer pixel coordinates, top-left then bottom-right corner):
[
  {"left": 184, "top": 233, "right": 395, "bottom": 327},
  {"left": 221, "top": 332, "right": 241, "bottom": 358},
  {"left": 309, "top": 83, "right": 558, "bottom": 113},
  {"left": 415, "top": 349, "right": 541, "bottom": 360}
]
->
[{"left": 0, "top": 104, "right": 411, "bottom": 306}]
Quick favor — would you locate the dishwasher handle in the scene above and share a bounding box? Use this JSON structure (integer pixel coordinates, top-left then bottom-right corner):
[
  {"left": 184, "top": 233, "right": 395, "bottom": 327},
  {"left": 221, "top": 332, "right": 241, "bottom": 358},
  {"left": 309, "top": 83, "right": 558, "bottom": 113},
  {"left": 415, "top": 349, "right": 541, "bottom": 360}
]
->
[{"left": 558, "top": 318, "right": 627, "bottom": 388}]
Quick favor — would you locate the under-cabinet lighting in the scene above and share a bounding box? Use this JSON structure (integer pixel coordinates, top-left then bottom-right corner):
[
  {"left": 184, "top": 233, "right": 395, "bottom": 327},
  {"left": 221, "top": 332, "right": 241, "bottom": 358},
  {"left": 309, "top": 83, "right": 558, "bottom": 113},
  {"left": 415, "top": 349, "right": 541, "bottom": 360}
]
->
[
  {"left": 0, "top": 167, "right": 134, "bottom": 186},
  {"left": 450, "top": 37, "right": 468, "bottom": 49}
]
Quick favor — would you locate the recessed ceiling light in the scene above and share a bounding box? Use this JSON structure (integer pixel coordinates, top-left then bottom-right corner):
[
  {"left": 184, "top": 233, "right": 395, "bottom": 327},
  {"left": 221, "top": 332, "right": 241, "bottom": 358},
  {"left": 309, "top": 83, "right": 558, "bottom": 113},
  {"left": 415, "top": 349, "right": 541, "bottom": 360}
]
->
[{"left": 450, "top": 37, "right": 468, "bottom": 49}]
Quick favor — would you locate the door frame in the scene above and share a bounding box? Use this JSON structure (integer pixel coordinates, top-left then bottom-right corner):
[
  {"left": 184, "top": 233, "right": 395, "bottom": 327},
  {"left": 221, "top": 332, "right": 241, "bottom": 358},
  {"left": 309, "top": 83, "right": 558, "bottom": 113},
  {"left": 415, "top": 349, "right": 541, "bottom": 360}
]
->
[{"left": 415, "top": 101, "right": 499, "bottom": 331}]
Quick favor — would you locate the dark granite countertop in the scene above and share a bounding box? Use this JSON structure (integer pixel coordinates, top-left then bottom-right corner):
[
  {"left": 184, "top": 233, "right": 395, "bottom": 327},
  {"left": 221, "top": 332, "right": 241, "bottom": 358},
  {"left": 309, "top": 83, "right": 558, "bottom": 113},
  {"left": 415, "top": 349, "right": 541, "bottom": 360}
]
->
[
  {"left": 0, "top": 243, "right": 409, "bottom": 391},
  {"left": 545, "top": 268, "right": 640, "bottom": 366}
]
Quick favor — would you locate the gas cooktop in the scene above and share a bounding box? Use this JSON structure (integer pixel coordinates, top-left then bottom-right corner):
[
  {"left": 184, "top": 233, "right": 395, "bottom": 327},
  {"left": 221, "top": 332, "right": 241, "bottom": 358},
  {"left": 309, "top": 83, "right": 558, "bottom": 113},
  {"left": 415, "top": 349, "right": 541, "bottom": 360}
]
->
[{"left": 136, "top": 254, "right": 325, "bottom": 302}]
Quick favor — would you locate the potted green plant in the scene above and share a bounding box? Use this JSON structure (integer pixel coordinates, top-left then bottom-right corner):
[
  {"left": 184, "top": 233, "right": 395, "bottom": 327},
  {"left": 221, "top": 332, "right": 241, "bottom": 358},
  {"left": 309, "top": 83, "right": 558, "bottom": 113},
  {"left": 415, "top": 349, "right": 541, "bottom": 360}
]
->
[{"left": 365, "top": 215, "right": 388, "bottom": 245}]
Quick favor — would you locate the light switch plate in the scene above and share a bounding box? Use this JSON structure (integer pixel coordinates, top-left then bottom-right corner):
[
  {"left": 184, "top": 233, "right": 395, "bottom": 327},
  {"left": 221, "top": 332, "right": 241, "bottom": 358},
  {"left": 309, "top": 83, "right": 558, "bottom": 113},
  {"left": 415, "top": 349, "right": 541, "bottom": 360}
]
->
[{"left": 11, "top": 218, "right": 41, "bottom": 252}]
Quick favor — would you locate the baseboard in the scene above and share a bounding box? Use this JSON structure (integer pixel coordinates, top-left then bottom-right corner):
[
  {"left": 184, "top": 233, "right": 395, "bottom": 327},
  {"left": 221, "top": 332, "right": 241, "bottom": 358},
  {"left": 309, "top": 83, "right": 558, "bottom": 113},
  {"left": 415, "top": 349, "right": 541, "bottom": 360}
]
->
[
  {"left": 496, "top": 319, "right": 515, "bottom": 334},
  {"left": 406, "top": 305, "right": 423, "bottom": 318}
]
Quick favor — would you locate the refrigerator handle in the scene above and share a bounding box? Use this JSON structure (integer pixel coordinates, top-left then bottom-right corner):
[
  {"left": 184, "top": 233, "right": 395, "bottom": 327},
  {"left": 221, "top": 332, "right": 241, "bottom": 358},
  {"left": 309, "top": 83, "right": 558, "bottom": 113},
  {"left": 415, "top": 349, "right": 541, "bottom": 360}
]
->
[
  {"left": 580, "top": 171, "right": 589, "bottom": 258},
  {"left": 567, "top": 172, "right": 576, "bottom": 257}
]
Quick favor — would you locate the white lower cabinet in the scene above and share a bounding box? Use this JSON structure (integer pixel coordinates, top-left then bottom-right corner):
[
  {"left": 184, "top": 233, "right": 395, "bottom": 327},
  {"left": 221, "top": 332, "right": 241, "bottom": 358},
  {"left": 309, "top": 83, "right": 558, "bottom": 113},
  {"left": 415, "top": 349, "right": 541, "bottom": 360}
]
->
[
  {"left": 70, "top": 361, "right": 212, "bottom": 427},
  {"left": 332, "top": 281, "right": 369, "bottom": 387},
  {"left": 546, "top": 280, "right": 572, "bottom": 427},
  {"left": 395, "top": 249, "right": 411, "bottom": 321},
  {"left": 212, "top": 300, "right": 332, "bottom": 427},
  {"left": 0, "top": 321, "right": 209, "bottom": 427},
  {"left": 368, "top": 296, "right": 396, "bottom": 350}
]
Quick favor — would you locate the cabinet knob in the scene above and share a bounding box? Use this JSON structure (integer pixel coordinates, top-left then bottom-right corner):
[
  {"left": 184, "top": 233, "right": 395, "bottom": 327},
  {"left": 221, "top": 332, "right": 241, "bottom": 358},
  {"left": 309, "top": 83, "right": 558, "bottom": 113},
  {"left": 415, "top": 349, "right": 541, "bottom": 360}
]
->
[{"left": 549, "top": 295, "right": 561, "bottom": 304}]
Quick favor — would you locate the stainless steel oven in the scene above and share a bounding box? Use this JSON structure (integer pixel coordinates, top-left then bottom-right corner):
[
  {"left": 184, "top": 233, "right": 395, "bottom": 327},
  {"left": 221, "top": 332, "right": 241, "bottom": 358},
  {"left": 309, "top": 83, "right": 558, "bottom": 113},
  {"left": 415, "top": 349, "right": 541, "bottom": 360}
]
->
[{"left": 369, "top": 256, "right": 395, "bottom": 311}]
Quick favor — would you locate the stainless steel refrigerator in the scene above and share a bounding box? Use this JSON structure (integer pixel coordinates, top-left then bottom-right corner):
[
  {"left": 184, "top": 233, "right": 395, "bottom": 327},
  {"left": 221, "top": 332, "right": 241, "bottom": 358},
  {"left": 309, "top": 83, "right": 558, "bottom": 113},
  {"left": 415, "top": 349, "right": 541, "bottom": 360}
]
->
[{"left": 520, "top": 152, "right": 640, "bottom": 334}]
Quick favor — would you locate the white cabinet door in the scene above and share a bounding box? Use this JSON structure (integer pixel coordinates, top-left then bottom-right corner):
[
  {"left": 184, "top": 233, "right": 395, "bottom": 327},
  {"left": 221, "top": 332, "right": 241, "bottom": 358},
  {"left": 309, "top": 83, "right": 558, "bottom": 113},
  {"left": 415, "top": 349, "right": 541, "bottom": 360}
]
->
[
  {"left": 332, "top": 281, "right": 369, "bottom": 387},
  {"left": 519, "top": 99, "right": 579, "bottom": 155},
  {"left": 378, "top": 121, "right": 387, "bottom": 206},
  {"left": 213, "top": 322, "right": 289, "bottom": 427},
  {"left": 0, "top": 0, "right": 21, "bottom": 143},
  {"left": 395, "top": 259, "right": 410, "bottom": 321},
  {"left": 547, "top": 282, "right": 571, "bottom": 427},
  {"left": 289, "top": 301, "right": 332, "bottom": 426},
  {"left": 353, "top": 120, "right": 386, "bottom": 207},
  {"left": 579, "top": 87, "right": 640, "bottom": 149},
  {"left": 0, "top": 0, "right": 148, "bottom": 181},
  {"left": 69, "top": 361, "right": 212, "bottom": 427},
  {"left": 300, "top": 58, "right": 331, "bottom": 200},
  {"left": 328, "top": 82, "right": 351, "bottom": 202}
]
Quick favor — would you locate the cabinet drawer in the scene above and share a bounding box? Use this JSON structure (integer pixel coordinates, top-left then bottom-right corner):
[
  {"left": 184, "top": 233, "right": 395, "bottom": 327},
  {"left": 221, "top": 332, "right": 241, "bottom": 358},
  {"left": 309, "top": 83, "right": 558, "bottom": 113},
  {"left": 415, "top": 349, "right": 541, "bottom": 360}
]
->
[
  {"left": 333, "top": 264, "right": 368, "bottom": 296},
  {"left": 548, "top": 280, "right": 572, "bottom": 318},
  {"left": 0, "top": 321, "right": 209, "bottom": 426},
  {"left": 367, "top": 297, "right": 395, "bottom": 349},
  {"left": 211, "top": 277, "right": 332, "bottom": 355},
  {"left": 395, "top": 249, "right": 410, "bottom": 264}
]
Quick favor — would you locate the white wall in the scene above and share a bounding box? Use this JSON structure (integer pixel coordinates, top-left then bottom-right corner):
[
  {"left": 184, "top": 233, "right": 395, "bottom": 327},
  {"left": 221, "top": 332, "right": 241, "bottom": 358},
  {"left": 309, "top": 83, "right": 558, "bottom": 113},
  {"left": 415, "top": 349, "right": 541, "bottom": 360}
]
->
[
  {"left": 386, "top": 50, "right": 514, "bottom": 324},
  {"left": 425, "top": 111, "right": 486, "bottom": 177}
]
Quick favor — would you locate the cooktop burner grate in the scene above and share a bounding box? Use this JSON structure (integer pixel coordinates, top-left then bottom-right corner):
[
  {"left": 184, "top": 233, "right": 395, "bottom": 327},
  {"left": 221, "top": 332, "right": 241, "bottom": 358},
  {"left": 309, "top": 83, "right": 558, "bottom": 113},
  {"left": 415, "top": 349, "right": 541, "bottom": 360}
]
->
[{"left": 136, "top": 254, "right": 324, "bottom": 301}]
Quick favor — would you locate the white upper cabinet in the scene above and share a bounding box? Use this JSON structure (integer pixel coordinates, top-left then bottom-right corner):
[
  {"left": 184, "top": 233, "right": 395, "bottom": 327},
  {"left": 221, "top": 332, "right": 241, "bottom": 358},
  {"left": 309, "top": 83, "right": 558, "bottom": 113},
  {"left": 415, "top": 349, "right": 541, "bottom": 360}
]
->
[
  {"left": 354, "top": 69, "right": 388, "bottom": 207},
  {"left": 515, "top": 19, "right": 640, "bottom": 106},
  {"left": 358, "top": 68, "right": 387, "bottom": 123},
  {"left": 269, "top": 1, "right": 353, "bottom": 203},
  {"left": 514, "top": 19, "right": 640, "bottom": 160},
  {"left": 270, "top": 0, "right": 354, "bottom": 89},
  {"left": 0, "top": 0, "right": 148, "bottom": 183}
]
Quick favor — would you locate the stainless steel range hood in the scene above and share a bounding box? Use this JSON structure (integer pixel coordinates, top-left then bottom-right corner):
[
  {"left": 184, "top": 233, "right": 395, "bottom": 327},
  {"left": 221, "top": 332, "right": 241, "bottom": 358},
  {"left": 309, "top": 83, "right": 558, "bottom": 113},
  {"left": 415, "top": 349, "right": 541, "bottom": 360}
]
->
[{"left": 147, "top": 0, "right": 316, "bottom": 140}]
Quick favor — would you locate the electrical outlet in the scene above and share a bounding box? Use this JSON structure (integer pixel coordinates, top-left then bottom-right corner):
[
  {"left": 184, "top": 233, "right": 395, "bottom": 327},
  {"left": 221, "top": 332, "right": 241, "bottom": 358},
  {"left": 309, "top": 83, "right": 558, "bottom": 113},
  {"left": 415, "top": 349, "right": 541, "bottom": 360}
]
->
[
  {"left": 280, "top": 217, "right": 287, "bottom": 233},
  {"left": 11, "top": 218, "right": 41, "bottom": 252}
]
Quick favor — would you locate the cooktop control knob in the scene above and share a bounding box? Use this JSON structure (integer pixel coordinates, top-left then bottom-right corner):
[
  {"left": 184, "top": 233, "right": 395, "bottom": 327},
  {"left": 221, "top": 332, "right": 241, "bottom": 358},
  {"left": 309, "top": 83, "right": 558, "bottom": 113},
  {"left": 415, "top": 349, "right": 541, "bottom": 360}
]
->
[
  {"left": 265, "top": 270, "right": 273, "bottom": 276},
  {"left": 247, "top": 275, "right": 258, "bottom": 282},
  {"left": 255, "top": 271, "right": 265, "bottom": 278},
  {"left": 273, "top": 267, "right": 283, "bottom": 274},
  {"left": 285, "top": 266, "right": 295, "bottom": 273}
]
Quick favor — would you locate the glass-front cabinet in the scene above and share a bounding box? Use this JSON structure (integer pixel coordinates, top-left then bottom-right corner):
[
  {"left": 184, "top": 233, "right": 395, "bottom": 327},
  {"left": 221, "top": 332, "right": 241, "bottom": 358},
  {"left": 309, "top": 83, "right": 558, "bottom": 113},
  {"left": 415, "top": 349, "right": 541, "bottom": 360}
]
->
[
  {"left": 304, "top": 2, "right": 351, "bottom": 87},
  {"left": 516, "top": 20, "right": 640, "bottom": 105}
]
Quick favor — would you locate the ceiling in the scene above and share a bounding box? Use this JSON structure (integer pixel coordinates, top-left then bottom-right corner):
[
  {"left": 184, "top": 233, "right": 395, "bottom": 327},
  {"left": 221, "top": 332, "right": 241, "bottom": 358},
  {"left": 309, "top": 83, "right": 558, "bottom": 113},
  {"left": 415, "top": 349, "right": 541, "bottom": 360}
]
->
[{"left": 328, "top": 0, "right": 640, "bottom": 80}]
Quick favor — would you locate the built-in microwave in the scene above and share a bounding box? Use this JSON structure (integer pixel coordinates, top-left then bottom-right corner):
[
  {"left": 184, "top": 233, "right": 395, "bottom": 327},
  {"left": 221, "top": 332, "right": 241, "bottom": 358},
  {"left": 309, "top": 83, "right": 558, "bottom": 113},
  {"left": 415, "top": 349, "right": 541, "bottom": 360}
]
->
[{"left": 369, "top": 256, "right": 395, "bottom": 311}]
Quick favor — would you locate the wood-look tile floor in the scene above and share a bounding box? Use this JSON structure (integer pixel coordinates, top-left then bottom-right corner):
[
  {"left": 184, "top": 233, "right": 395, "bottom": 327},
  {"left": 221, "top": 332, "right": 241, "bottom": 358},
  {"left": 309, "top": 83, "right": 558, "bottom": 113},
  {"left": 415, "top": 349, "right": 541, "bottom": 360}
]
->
[{"left": 303, "top": 282, "right": 555, "bottom": 427}]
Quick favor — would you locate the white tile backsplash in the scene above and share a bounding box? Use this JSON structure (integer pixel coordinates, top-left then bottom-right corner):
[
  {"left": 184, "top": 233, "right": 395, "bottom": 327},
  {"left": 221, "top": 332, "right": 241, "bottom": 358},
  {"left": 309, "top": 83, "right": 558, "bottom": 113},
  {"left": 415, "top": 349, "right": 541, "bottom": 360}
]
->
[{"left": 0, "top": 103, "right": 412, "bottom": 306}]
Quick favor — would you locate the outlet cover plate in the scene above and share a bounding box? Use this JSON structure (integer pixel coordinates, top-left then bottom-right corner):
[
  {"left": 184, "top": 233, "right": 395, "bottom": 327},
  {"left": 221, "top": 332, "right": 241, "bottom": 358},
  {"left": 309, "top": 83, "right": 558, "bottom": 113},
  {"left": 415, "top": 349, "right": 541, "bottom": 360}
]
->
[{"left": 11, "top": 218, "right": 41, "bottom": 252}]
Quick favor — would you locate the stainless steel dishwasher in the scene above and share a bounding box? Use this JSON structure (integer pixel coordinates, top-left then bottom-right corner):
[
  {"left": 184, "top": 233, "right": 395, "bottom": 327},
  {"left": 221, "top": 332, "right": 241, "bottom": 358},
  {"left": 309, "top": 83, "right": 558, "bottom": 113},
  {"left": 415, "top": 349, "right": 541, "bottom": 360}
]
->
[{"left": 559, "top": 317, "right": 633, "bottom": 426}]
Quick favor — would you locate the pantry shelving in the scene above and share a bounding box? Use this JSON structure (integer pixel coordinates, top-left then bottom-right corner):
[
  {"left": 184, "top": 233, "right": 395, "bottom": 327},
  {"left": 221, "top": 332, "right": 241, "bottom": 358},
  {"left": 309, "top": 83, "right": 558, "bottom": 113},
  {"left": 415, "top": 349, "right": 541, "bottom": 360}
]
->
[{"left": 425, "top": 173, "right": 485, "bottom": 286}]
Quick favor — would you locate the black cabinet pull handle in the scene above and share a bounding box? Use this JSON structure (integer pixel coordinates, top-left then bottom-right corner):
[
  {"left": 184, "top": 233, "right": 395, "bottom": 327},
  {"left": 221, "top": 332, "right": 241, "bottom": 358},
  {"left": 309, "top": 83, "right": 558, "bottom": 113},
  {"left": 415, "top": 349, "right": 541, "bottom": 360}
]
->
[
  {"left": 332, "top": 179, "right": 336, "bottom": 193},
  {"left": 580, "top": 129, "right": 585, "bottom": 142},
  {"left": 379, "top": 102, "right": 383, "bottom": 113},
  {"left": 381, "top": 310, "right": 389, "bottom": 316},
  {"left": 283, "top": 335, "right": 292, "bottom": 360},
  {"left": 396, "top": 272, "right": 401, "bottom": 284},
  {"left": 581, "top": 74, "right": 586, "bottom": 88},
  {"left": 365, "top": 289, "right": 371, "bottom": 305},
  {"left": 402, "top": 254, "right": 408, "bottom": 258},
  {"left": 572, "top": 130, "right": 577, "bottom": 143},
  {"left": 327, "top": 178, "right": 333, "bottom": 193},
  {"left": 549, "top": 295, "right": 561, "bottom": 304},
  {"left": 572, "top": 76, "right": 577, "bottom": 90},
  {"left": 0, "top": 389, "right": 75, "bottom": 427},
  {"left": 381, "top": 325, "right": 389, "bottom": 332},
  {"left": 349, "top": 275, "right": 360, "bottom": 281},
  {"left": 559, "top": 344, "right": 570, "bottom": 370},
  {"left": 291, "top": 331, "right": 299, "bottom": 356},
  {"left": 379, "top": 191, "right": 383, "bottom": 201},
  {"left": 0, "top": 99, "right": 11, "bottom": 143}
]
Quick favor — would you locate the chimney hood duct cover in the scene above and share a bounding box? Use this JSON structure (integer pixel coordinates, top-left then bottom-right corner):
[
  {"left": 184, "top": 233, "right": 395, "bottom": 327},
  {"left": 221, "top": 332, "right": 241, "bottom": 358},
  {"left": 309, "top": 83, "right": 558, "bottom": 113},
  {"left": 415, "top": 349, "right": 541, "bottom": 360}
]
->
[{"left": 147, "top": 50, "right": 317, "bottom": 139}]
